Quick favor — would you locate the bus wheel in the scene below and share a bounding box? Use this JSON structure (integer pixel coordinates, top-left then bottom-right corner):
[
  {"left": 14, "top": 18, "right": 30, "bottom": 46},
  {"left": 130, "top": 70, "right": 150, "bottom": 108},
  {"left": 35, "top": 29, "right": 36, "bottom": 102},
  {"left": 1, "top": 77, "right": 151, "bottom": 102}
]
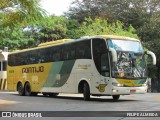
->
[
  {"left": 17, "top": 82, "right": 25, "bottom": 96},
  {"left": 31, "top": 92, "right": 38, "bottom": 96},
  {"left": 112, "top": 95, "right": 120, "bottom": 100},
  {"left": 83, "top": 82, "right": 90, "bottom": 101},
  {"left": 24, "top": 82, "right": 32, "bottom": 96},
  {"left": 42, "top": 93, "right": 48, "bottom": 96},
  {"left": 48, "top": 93, "right": 59, "bottom": 97}
]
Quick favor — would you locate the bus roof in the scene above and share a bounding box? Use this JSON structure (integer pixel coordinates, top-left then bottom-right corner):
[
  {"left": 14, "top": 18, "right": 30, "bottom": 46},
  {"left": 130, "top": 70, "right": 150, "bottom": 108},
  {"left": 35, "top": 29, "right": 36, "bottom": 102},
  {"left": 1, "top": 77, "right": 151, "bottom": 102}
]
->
[
  {"left": 38, "top": 39, "right": 72, "bottom": 47},
  {"left": 10, "top": 39, "right": 73, "bottom": 54},
  {"left": 93, "top": 35, "right": 140, "bottom": 41},
  {"left": 9, "top": 35, "right": 140, "bottom": 54}
]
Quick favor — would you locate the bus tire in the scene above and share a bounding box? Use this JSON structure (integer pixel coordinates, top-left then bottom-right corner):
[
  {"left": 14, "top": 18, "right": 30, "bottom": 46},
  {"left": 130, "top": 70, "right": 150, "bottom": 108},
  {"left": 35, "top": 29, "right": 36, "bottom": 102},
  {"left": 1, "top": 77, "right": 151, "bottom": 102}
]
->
[
  {"left": 112, "top": 95, "right": 120, "bottom": 101},
  {"left": 48, "top": 93, "right": 59, "bottom": 97},
  {"left": 83, "top": 82, "right": 90, "bottom": 101},
  {"left": 31, "top": 92, "right": 38, "bottom": 96},
  {"left": 24, "top": 82, "right": 32, "bottom": 96},
  {"left": 17, "top": 82, "right": 25, "bottom": 96},
  {"left": 42, "top": 93, "right": 48, "bottom": 96}
]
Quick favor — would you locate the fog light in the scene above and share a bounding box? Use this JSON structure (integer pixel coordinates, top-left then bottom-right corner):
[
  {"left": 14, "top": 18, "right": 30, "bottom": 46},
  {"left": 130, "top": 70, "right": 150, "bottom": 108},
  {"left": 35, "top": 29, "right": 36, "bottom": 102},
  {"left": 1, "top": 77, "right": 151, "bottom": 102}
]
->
[
  {"left": 112, "top": 89, "right": 119, "bottom": 93},
  {"left": 112, "top": 82, "right": 124, "bottom": 87}
]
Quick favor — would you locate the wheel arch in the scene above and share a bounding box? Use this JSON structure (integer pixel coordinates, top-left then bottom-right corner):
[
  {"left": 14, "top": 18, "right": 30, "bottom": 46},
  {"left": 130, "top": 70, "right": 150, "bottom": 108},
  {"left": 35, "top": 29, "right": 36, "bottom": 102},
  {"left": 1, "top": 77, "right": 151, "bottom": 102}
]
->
[{"left": 78, "top": 79, "right": 90, "bottom": 93}]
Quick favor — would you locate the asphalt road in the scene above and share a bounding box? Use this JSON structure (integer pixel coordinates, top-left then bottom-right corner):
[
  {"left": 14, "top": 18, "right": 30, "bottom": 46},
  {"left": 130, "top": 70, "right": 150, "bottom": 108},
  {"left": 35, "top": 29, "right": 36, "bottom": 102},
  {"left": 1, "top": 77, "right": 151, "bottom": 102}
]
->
[{"left": 0, "top": 92, "right": 160, "bottom": 120}]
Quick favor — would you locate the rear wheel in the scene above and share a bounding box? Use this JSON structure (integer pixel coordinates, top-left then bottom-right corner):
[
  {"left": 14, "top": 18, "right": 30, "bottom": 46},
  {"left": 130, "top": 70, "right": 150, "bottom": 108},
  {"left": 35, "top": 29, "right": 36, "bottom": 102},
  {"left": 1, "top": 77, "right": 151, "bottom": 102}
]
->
[
  {"left": 17, "top": 82, "right": 25, "bottom": 96},
  {"left": 83, "top": 82, "right": 90, "bottom": 101},
  {"left": 24, "top": 82, "right": 32, "bottom": 96},
  {"left": 112, "top": 95, "right": 120, "bottom": 100}
]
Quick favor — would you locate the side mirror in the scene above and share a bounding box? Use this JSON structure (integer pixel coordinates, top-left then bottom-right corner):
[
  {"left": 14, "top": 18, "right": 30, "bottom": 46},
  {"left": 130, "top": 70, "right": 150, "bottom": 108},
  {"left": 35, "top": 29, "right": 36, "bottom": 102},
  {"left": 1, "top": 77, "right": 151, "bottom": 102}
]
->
[
  {"left": 109, "top": 48, "right": 117, "bottom": 63},
  {"left": 146, "top": 51, "right": 156, "bottom": 65}
]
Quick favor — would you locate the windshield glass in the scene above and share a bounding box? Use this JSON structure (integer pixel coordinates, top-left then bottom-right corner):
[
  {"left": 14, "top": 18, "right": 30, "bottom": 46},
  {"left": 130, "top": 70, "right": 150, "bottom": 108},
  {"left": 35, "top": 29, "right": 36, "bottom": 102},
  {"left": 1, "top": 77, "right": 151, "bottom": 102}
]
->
[
  {"left": 108, "top": 39, "right": 147, "bottom": 79},
  {"left": 108, "top": 39, "right": 143, "bottom": 53}
]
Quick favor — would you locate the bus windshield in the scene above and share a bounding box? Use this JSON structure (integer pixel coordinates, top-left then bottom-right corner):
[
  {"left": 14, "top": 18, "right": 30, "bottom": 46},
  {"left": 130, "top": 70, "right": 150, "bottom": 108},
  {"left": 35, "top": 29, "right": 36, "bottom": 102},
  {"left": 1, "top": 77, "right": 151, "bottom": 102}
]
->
[{"left": 108, "top": 39, "right": 147, "bottom": 79}]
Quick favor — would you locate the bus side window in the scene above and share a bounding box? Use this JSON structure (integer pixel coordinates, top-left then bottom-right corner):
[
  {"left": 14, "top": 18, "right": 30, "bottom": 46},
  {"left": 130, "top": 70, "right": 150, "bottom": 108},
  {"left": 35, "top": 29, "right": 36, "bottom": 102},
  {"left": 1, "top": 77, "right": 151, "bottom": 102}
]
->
[
  {"left": 69, "top": 45, "right": 76, "bottom": 60},
  {"left": 52, "top": 46, "right": 61, "bottom": 62},
  {"left": 101, "top": 53, "right": 109, "bottom": 77},
  {"left": 92, "top": 38, "right": 107, "bottom": 74},
  {"left": 76, "top": 40, "right": 91, "bottom": 59},
  {"left": 62, "top": 45, "right": 69, "bottom": 60}
]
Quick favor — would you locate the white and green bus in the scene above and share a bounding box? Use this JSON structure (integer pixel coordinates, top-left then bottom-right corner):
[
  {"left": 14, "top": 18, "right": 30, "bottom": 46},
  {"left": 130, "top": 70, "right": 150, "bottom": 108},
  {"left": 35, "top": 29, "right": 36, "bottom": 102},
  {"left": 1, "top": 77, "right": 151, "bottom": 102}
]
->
[{"left": 7, "top": 35, "right": 156, "bottom": 100}]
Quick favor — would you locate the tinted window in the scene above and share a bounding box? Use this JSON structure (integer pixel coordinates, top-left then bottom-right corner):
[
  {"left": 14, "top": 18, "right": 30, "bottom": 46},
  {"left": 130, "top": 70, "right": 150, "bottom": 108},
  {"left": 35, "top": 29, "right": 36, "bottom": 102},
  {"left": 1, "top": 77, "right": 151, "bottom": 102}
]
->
[
  {"left": 8, "top": 40, "right": 91, "bottom": 66},
  {"left": 92, "top": 38, "right": 107, "bottom": 73},
  {"left": 101, "top": 53, "right": 109, "bottom": 77},
  {"left": 75, "top": 40, "right": 91, "bottom": 59},
  {"left": 61, "top": 44, "right": 75, "bottom": 60}
]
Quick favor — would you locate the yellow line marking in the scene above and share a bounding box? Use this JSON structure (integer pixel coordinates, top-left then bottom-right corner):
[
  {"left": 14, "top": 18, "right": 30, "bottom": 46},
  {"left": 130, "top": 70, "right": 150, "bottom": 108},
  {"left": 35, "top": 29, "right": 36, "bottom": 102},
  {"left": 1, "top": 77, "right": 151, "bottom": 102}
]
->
[{"left": 0, "top": 99, "right": 18, "bottom": 105}]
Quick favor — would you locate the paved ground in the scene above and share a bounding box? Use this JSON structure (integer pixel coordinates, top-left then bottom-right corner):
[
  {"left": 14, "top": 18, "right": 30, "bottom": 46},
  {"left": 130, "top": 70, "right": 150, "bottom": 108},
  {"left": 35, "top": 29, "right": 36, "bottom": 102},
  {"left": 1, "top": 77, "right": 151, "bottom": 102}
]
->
[{"left": 0, "top": 92, "right": 160, "bottom": 120}]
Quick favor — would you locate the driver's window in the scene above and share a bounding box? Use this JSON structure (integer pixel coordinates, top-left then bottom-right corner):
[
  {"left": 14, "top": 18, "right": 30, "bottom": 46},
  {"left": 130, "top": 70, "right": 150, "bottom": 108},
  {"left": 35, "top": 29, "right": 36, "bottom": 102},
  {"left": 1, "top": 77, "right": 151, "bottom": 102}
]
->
[{"left": 101, "top": 53, "right": 109, "bottom": 77}]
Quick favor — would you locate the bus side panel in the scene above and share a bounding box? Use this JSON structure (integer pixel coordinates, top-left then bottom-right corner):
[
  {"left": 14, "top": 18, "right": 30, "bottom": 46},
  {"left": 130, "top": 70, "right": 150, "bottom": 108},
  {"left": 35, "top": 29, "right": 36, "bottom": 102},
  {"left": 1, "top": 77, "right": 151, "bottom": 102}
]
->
[
  {"left": 7, "top": 63, "right": 53, "bottom": 92},
  {"left": 7, "top": 66, "right": 19, "bottom": 91},
  {"left": 41, "top": 60, "right": 76, "bottom": 93},
  {"left": 72, "top": 59, "right": 102, "bottom": 94}
]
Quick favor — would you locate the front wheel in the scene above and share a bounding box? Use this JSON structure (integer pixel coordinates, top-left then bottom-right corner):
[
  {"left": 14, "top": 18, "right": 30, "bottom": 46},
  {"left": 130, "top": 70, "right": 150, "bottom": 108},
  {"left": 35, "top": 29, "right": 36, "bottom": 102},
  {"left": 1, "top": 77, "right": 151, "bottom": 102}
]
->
[
  {"left": 48, "top": 93, "right": 59, "bottom": 97},
  {"left": 83, "top": 82, "right": 90, "bottom": 101},
  {"left": 43, "top": 93, "right": 48, "bottom": 96},
  {"left": 112, "top": 95, "right": 120, "bottom": 101}
]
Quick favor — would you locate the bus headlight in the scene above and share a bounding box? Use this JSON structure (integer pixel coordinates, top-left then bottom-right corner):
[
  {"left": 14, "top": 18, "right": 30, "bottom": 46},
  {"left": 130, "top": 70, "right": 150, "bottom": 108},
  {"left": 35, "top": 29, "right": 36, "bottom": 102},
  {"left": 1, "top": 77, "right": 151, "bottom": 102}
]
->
[{"left": 112, "top": 82, "right": 124, "bottom": 87}]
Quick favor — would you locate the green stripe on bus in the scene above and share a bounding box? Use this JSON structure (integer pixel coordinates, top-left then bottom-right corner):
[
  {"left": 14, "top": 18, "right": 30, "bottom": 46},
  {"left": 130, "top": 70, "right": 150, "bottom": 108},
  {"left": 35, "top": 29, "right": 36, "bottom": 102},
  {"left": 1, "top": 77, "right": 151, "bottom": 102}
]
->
[
  {"left": 43, "top": 62, "right": 63, "bottom": 87},
  {"left": 53, "top": 60, "right": 75, "bottom": 87},
  {"left": 43, "top": 60, "right": 75, "bottom": 87}
]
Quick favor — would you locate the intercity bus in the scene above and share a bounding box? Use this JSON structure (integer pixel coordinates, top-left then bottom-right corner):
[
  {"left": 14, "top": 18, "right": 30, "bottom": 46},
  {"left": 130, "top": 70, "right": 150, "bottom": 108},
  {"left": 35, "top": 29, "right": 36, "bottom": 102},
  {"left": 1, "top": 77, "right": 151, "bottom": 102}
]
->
[{"left": 7, "top": 35, "right": 156, "bottom": 100}]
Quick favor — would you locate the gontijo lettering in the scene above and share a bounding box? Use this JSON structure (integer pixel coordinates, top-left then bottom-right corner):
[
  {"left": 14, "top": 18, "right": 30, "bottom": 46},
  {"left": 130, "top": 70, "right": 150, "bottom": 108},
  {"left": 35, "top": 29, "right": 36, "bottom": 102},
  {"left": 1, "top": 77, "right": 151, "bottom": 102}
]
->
[{"left": 22, "top": 66, "right": 44, "bottom": 73}]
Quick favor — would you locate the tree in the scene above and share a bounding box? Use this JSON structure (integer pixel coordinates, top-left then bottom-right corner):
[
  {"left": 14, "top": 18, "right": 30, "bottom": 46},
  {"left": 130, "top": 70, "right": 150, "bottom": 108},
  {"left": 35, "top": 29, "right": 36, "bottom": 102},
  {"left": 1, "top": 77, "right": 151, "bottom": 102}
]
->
[
  {"left": 66, "top": 0, "right": 160, "bottom": 26},
  {"left": 66, "top": 19, "right": 82, "bottom": 39},
  {"left": 0, "top": 0, "right": 46, "bottom": 28},
  {"left": 0, "top": 27, "right": 36, "bottom": 50},
  {"left": 0, "top": 0, "right": 47, "bottom": 50},
  {"left": 78, "top": 17, "right": 138, "bottom": 38},
  {"left": 33, "top": 16, "right": 69, "bottom": 43}
]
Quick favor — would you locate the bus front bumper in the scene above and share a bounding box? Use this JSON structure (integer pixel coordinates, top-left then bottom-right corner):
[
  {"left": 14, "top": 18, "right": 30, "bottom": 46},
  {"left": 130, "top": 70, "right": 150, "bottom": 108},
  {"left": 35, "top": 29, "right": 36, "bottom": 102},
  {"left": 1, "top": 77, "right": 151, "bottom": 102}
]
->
[{"left": 110, "top": 86, "right": 148, "bottom": 95}]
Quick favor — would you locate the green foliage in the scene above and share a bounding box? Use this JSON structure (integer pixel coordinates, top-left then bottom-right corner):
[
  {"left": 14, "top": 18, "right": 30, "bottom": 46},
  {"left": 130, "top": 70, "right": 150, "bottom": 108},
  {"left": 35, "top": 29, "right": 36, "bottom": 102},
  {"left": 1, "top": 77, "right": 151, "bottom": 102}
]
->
[
  {"left": 0, "top": 0, "right": 46, "bottom": 28},
  {"left": 78, "top": 17, "right": 138, "bottom": 38},
  {"left": 66, "top": 19, "right": 82, "bottom": 39},
  {"left": 0, "top": 27, "right": 36, "bottom": 50},
  {"left": 33, "top": 16, "right": 69, "bottom": 43}
]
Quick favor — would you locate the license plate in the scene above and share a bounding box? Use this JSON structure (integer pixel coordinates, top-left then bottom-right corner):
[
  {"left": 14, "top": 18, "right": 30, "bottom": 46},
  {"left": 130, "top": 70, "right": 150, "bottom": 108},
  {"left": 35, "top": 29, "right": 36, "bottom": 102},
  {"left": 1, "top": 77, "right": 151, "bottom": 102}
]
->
[{"left": 130, "top": 90, "right": 136, "bottom": 94}]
